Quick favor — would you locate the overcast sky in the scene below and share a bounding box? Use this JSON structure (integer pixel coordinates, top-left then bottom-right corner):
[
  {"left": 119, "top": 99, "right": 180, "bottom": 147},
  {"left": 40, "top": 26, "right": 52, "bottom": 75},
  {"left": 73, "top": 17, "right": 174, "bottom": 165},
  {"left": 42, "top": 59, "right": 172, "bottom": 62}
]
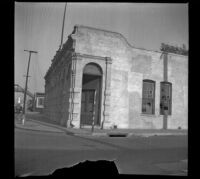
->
[{"left": 14, "top": 2, "right": 188, "bottom": 93}]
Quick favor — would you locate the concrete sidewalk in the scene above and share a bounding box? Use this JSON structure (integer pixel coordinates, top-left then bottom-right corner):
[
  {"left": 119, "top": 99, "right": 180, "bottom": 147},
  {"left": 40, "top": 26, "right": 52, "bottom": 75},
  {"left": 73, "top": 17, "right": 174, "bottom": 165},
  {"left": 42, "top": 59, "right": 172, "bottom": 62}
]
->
[
  {"left": 15, "top": 118, "right": 65, "bottom": 133},
  {"left": 15, "top": 116, "right": 188, "bottom": 137}
]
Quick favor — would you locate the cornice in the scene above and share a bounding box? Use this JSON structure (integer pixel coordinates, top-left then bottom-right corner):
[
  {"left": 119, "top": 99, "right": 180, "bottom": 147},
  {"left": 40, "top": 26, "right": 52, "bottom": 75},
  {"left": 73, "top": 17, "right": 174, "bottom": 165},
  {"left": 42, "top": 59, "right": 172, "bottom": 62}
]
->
[
  {"left": 74, "top": 25, "right": 188, "bottom": 58},
  {"left": 75, "top": 52, "right": 107, "bottom": 61}
]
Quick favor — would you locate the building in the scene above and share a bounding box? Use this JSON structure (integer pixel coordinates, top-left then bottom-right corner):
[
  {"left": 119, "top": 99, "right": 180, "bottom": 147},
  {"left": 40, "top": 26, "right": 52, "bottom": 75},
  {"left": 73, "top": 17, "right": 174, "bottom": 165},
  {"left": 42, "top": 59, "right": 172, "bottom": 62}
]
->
[
  {"left": 44, "top": 25, "right": 188, "bottom": 129},
  {"left": 14, "top": 84, "right": 34, "bottom": 111},
  {"left": 34, "top": 92, "right": 45, "bottom": 113}
]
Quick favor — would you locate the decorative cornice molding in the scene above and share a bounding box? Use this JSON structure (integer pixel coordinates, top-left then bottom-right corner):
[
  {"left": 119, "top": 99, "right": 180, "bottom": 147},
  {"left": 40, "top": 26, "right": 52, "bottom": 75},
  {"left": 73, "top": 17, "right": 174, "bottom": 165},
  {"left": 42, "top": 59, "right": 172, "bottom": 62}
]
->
[{"left": 74, "top": 52, "right": 107, "bottom": 61}]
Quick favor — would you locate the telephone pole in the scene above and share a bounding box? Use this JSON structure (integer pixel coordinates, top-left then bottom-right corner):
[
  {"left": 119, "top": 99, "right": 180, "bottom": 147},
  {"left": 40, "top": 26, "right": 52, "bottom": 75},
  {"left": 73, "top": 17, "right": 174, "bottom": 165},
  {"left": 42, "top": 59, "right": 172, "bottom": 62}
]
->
[
  {"left": 160, "top": 49, "right": 168, "bottom": 130},
  {"left": 59, "top": 3, "right": 67, "bottom": 50},
  {"left": 22, "top": 50, "right": 38, "bottom": 125}
]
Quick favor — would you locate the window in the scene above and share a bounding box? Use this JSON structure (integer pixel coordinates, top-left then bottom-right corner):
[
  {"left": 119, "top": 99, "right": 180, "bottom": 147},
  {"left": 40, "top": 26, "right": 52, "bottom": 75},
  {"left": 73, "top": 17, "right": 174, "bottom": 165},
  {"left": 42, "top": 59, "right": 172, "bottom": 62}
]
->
[
  {"left": 142, "top": 80, "right": 155, "bottom": 114},
  {"left": 36, "top": 97, "right": 44, "bottom": 108},
  {"left": 160, "top": 82, "right": 172, "bottom": 115}
]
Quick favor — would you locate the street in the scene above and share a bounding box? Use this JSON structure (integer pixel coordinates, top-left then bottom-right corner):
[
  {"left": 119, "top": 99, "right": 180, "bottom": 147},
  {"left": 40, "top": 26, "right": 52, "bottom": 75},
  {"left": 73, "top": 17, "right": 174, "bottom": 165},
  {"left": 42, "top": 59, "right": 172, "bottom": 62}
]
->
[{"left": 15, "top": 127, "right": 187, "bottom": 176}]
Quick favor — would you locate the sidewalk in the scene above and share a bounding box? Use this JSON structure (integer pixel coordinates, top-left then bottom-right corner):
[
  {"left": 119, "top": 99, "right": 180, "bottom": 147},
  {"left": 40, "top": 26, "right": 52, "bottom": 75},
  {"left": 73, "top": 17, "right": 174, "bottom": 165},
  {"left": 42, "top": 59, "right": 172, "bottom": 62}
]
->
[
  {"left": 15, "top": 116, "right": 188, "bottom": 137},
  {"left": 15, "top": 118, "right": 65, "bottom": 133}
]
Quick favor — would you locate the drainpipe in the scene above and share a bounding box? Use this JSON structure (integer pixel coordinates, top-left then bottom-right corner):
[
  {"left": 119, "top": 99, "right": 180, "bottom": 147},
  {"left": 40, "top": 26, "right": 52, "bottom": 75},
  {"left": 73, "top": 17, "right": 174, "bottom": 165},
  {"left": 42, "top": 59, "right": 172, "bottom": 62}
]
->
[{"left": 101, "top": 57, "right": 108, "bottom": 129}]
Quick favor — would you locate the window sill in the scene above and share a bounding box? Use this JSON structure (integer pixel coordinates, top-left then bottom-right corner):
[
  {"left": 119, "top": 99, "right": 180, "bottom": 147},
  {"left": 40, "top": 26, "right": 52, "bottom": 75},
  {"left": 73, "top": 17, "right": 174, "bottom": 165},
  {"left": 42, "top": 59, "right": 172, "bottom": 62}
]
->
[
  {"left": 160, "top": 114, "right": 172, "bottom": 116},
  {"left": 140, "top": 113, "right": 156, "bottom": 117},
  {"left": 141, "top": 114, "right": 172, "bottom": 117},
  {"left": 36, "top": 106, "right": 44, "bottom": 108}
]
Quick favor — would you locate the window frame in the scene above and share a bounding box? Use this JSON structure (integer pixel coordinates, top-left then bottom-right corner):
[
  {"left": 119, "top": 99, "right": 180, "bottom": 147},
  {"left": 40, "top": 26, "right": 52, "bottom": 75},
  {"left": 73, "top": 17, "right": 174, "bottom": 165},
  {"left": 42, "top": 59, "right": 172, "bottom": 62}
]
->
[
  {"left": 141, "top": 79, "right": 156, "bottom": 115},
  {"left": 36, "top": 97, "right": 44, "bottom": 108},
  {"left": 160, "top": 82, "right": 172, "bottom": 115}
]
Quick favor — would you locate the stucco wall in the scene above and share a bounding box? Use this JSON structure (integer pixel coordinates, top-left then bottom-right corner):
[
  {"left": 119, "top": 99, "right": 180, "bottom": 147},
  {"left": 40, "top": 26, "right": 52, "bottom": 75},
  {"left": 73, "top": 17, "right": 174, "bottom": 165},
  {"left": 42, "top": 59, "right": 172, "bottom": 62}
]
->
[
  {"left": 70, "top": 55, "right": 110, "bottom": 128},
  {"left": 73, "top": 25, "right": 188, "bottom": 129},
  {"left": 44, "top": 25, "right": 188, "bottom": 129},
  {"left": 167, "top": 54, "right": 188, "bottom": 129}
]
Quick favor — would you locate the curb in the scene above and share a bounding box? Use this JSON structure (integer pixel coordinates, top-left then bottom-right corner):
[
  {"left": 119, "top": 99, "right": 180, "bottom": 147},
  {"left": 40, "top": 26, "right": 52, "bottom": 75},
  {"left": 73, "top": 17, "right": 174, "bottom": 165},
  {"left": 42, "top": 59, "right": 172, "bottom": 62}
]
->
[
  {"left": 26, "top": 118, "right": 67, "bottom": 133},
  {"left": 24, "top": 119, "right": 108, "bottom": 136},
  {"left": 15, "top": 118, "right": 187, "bottom": 137},
  {"left": 15, "top": 120, "right": 65, "bottom": 134},
  {"left": 130, "top": 132, "right": 187, "bottom": 137},
  {"left": 15, "top": 124, "right": 64, "bottom": 134}
]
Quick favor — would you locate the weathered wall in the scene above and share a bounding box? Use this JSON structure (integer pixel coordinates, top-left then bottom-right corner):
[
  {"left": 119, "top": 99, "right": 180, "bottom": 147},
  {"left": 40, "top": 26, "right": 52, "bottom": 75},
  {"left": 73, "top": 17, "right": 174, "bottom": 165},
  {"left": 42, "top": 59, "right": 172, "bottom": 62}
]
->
[
  {"left": 167, "top": 54, "right": 188, "bottom": 129},
  {"left": 70, "top": 55, "right": 110, "bottom": 129},
  {"left": 127, "top": 49, "right": 164, "bottom": 129},
  {"left": 44, "top": 25, "right": 188, "bottom": 129},
  {"left": 74, "top": 26, "right": 132, "bottom": 128},
  {"left": 73, "top": 25, "right": 188, "bottom": 129},
  {"left": 44, "top": 52, "right": 72, "bottom": 126},
  {"left": 60, "top": 60, "right": 71, "bottom": 126}
]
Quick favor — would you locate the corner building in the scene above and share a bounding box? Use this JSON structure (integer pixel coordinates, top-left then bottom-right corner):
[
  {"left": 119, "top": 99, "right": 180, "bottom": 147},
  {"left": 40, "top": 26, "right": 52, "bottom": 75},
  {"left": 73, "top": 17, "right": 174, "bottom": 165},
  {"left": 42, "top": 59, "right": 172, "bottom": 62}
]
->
[{"left": 44, "top": 25, "right": 188, "bottom": 129}]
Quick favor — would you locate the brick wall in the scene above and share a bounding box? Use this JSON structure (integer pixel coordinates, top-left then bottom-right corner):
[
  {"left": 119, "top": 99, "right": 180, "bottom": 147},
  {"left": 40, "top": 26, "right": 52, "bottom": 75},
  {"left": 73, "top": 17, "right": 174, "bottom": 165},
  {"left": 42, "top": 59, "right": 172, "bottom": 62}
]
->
[{"left": 44, "top": 51, "right": 72, "bottom": 126}]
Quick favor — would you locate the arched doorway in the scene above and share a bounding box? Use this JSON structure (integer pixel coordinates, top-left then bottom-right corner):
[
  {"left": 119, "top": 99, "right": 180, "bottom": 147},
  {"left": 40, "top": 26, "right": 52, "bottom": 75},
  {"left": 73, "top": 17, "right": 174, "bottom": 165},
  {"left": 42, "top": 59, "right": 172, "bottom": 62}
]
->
[{"left": 80, "top": 63, "right": 102, "bottom": 127}]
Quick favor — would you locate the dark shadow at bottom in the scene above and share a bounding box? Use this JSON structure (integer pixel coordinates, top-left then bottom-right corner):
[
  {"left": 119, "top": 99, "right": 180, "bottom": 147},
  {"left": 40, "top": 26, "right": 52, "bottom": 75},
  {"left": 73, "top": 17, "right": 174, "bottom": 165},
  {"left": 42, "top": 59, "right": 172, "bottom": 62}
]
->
[
  {"left": 50, "top": 160, "right": 119, "bottom": 177},
  {"left": 15, "top": 160, "right": 120, "bottom": 178}
]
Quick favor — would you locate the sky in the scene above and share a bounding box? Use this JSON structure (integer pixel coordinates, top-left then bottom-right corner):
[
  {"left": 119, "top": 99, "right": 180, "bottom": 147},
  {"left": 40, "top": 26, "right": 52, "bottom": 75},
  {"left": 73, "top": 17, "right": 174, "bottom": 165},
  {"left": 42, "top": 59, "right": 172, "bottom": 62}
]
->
[{"left": 14, "top": 2, "right": 188, "bottom": 94}]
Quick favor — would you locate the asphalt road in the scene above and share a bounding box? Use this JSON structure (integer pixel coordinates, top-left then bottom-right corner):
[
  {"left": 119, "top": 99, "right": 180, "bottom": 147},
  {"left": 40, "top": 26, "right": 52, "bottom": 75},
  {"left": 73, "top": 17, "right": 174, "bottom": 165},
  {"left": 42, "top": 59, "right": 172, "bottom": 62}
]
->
[{"left": 15, "top": 128, "right": 188, "bottom": 176}]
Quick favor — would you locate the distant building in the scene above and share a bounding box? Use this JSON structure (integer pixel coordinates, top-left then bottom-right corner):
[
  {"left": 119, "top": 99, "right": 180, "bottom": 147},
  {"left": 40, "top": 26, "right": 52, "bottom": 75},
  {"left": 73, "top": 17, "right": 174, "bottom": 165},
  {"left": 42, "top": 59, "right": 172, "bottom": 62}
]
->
[
  {"left": 44, "top": 25, "right": 188, "bottom": 129},
  {"left": 14, "top": 84, "right": 34, "bottom": 111},
  {"left": 34, "top": 92, "right": 45, "bottom": 113}
]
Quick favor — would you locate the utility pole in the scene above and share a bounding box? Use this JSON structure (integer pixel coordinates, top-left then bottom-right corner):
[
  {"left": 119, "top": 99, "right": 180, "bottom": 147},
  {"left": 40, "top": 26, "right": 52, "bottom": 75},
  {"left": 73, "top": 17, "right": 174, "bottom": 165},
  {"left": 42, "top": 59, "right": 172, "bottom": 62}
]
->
[
  {"left": 160, "top": 50, "right": 168, "bottom": 130},
  {"left": 22, "top": 50, "right": 38, "bottom": 125},
  {"left": 163, "top": 52, "right": 168, "bottom": 130},
  {"left": 59, "top": 3, "right": 67, "bottom": 50}
]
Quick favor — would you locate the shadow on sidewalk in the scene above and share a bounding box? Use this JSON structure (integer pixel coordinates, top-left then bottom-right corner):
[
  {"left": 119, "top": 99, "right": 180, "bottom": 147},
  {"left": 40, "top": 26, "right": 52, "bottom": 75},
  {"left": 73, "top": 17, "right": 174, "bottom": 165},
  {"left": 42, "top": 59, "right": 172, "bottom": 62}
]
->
[{"left": 25, "top": 112, "right": 59, "bottom": 126}]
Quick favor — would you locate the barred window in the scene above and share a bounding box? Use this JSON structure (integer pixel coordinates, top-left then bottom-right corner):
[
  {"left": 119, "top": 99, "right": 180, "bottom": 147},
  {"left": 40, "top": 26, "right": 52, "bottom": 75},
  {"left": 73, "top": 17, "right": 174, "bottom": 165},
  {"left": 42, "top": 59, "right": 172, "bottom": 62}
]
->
[
  {"left": 142, "top": 80, "right": 155, "bottom": 114},
  {"left": 160, "top": 82, "right": 172, "bottom": 115}
]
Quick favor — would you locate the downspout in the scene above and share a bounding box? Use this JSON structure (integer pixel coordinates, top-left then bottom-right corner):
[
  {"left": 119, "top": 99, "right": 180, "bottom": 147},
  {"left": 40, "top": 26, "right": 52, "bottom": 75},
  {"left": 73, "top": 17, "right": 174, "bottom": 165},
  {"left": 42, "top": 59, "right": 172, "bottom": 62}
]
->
[{"left": 101, "top": 57, "right": 108, "bottom": 129}]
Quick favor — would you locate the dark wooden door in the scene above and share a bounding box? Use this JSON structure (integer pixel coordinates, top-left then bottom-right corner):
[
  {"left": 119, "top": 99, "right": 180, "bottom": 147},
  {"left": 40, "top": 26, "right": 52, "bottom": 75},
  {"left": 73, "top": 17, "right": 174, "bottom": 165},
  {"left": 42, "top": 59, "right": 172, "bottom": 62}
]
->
[{"left": 81, "top": 89, "right": 96, "bottom": 125}]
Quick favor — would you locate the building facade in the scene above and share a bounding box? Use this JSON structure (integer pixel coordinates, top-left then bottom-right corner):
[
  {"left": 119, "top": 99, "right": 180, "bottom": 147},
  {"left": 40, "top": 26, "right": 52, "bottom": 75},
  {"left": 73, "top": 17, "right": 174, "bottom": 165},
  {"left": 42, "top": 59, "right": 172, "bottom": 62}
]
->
[
  {"left": 34, "top": 92, "right": 45, "bottom": 113},
  {"left": 44, "top": 25, "right": 188, "bottom": 129},
  {"left": 14, "top": 84, "right": 34, "bottom": 111}
]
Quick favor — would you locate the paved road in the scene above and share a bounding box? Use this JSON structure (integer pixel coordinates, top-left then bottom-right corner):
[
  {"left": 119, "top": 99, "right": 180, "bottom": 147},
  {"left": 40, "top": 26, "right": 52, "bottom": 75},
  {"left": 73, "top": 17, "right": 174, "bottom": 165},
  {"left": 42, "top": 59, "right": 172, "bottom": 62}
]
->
[{"left": 15, "top": 128, "right": 188, "bottom": 176}]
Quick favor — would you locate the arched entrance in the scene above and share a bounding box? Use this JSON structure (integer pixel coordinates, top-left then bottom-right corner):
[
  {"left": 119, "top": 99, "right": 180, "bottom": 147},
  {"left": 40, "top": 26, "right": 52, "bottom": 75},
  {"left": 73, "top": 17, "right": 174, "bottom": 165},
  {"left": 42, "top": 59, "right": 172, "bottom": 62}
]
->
[{"left": 80, "top": 63, "right": 102, "bottom": 127}]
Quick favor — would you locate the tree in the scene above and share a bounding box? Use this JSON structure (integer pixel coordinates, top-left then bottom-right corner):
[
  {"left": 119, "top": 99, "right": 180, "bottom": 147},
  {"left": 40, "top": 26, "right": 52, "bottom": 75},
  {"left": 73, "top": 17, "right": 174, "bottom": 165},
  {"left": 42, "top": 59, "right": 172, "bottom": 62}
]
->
[{"left": 160, "top": 43, "right": 188, "bottom": 56}]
